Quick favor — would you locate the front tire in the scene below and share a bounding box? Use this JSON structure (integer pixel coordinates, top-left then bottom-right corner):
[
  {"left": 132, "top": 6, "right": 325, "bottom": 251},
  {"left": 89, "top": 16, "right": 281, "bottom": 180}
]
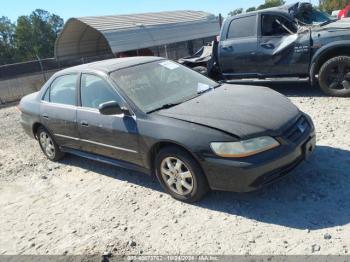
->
[
  {"left": 318, "top": 56, "right": 350, "bottom": 97},
  {"left": 155, "top": 146, "right": 209, "bottom": 202},
  {"left": 37, "top": 127, "right": 64, "bottom": 161}
]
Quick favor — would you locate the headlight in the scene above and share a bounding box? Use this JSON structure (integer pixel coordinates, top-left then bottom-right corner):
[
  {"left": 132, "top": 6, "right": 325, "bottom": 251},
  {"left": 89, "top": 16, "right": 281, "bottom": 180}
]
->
[{"left": 210, "top": 136, "right": 280, "bottom": 158}]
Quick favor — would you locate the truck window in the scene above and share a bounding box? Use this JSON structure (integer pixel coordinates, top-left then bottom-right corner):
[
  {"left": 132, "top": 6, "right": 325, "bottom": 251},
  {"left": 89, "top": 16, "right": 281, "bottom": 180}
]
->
[
  {"left": 261, "top": 15, "right": 297, "bottom": 36},
  {"left": 227, "top": 15, "right": 256, "bottom": 39}
]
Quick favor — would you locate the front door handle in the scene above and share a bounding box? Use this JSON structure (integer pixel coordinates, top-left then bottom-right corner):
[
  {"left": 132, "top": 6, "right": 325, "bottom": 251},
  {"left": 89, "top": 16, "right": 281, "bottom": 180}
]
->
[
  {"left": 260, "top": 43, "right": 275, "bottom": 49},
  {"left": 223, "top": 46, "right": 234, "bottom": 52},
  {"left": 81, "top": 121, "right": 89, "bottom": 127},
  {"left": 42, "top": 114, "right": 49, "bottom": 119}
]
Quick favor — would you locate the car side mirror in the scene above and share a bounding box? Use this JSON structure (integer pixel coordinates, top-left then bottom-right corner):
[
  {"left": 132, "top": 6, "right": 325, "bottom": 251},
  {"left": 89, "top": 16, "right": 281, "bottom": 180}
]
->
[{"left": 98, "top": 101, "right": 130, "bottom": 116}]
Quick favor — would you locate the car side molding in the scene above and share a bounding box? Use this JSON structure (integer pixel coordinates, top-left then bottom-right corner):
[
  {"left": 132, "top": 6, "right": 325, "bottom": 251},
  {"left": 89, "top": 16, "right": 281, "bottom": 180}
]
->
[
  {"left": 55, "top": 134, "right": 138, "bottom": 154},
  {"left": 60, "top": 147, "right": 150, "bottom": 175}
]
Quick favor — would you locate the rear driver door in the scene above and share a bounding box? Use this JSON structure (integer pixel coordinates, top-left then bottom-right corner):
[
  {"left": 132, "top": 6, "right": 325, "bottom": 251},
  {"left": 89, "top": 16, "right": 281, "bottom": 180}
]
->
[
  {"left": 40, "top": 74, "right": 80, "bottom": 149},
  {"left": 218, "top": 14, "right": 259, "bottom": 78}
]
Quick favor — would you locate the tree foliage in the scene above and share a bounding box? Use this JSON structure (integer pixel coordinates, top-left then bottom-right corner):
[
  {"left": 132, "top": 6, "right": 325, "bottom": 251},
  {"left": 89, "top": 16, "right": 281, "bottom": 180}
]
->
[
  {"left": 320, "top": 0, "right": 350, "bottom": 13},
  {"left": 228, "top": 8, "right": 244, "bottom": 16},
  {"left": 246, "top": 7, "right": 257, "bottom": 13},
  {"left": 228, "top": 0, "right": 285, "bottom": 17},
  {"left": 0, "top": 9, "right": 63, "bottom": 65},
  {"left": 257, "top": 0, "right": 286, "bottom": 10},
  {"left": 0, "top": 16, "right": 16, "bottom": 64}
]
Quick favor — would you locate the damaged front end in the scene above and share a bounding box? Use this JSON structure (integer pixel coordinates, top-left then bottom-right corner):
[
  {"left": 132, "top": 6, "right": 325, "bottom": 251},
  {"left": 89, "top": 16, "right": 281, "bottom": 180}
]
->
[{"left": 284, "top": 2, "right": 331, "bottom": 25}]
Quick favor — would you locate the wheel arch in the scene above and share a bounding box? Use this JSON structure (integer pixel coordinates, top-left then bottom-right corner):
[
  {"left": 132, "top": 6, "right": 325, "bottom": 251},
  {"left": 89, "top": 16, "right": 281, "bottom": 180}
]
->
[
  {"left": 147, "top": 140, "right": 204, "bottom": 177},
  {"left": 32, "top": 122, "right": 55, "bottom": 140},
  {"left": 310, "top": 42, "right": 350, "bottom": 84},
  {"left": 32, "top": 122, "right": 44, "bottom": 139}
]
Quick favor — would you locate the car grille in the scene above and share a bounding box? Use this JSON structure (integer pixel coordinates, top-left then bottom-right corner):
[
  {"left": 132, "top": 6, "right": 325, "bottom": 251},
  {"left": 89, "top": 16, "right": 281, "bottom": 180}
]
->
[{"left": 283, "top": 116, "right": 310, "bottom": 143}]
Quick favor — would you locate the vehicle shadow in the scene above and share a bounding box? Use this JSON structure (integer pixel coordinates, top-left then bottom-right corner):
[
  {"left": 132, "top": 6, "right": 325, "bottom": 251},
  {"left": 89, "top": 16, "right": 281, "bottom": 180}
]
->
[
  {"left": 198, "top": 145, "right": 350, "bottom": 230},
  {"left": 229, "top": 81, "right": 326, "bottom": 98},
  {"left": 61, "top": 145, "right": 350, "bottom": 230},
  {"left": 60, "top": 154, "right": 163, "bottom": 192}
]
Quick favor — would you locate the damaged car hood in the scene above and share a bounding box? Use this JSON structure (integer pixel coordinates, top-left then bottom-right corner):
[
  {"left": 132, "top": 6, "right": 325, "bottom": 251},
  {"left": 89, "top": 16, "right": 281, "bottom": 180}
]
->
[
  {"left": 157, "top": 85, "right": 301, "bottom": 138},
  {"left": 271, "top": 2, "right": 331, "bottom": 25},
  {"left": 316, "top": 18, "right": 350, "bottom": 30}
]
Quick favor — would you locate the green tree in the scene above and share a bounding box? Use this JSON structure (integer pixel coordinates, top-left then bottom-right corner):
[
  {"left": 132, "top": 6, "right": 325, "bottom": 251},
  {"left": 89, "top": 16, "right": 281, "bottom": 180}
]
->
[
  {"left": 257, "top": 0, "right": 286, "bottom": 10},
  {"left": 246, "top": 7, "right": 257, "bottom": 12},
  {"left": 15, "top": 16, "right": 33, "bottom": 61},
  {"left": 228, "top": 8, "right": 244, "bottom": 16},
  {"left": 320, "top": 0, "right": 350, "bottom": 13},
  {"left": 14, "top": 9, "right": 64, "bottom": 61},
  {"left": 0, "top": 16, "right": 15, "bottom": 65}
]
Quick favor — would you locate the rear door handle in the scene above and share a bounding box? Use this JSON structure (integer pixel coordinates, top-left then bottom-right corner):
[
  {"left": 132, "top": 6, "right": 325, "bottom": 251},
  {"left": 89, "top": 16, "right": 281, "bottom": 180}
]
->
[
  {"left": 42, "top": 114, "right": 49, "bottom": 119},
  {"left": 81, "top": 121, "right": 89, "bottom": 127}
]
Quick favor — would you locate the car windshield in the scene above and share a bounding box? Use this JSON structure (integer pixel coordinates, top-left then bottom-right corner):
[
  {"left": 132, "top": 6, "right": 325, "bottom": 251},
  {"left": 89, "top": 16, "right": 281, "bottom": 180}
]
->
[
  {"left": 296, "top": 8, "right": 332, "bottom": 25},
  {"left": 110, "top": 60, "right": 218, "bottom": 113}
]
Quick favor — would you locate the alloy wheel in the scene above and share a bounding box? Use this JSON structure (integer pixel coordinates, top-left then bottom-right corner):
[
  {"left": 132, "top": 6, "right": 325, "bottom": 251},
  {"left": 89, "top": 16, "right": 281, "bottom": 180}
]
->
[
  {"left": 39, "top": 132, "right": 55, "bottom": 159},
  {"left": 325, "top": 62, "right": 350, "bottom": 90},
  {"left": 160, "top": 157, "right": 194, "bottom": 196}
]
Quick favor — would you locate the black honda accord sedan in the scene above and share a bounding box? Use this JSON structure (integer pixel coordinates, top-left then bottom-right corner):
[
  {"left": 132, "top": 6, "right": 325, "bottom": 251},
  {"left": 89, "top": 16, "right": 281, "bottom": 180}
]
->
[{"left": 19, "top": 57, "right": 316, "bottom": 202}]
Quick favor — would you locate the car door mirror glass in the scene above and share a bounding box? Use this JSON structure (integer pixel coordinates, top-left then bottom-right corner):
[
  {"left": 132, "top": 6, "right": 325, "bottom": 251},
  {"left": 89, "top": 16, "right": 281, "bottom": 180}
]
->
[{"left": 99, "top": 101, "right": 127, "bottom": 115}]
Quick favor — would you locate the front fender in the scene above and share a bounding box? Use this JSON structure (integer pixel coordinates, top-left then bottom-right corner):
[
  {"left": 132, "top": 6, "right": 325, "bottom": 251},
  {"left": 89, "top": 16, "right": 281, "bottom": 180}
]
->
[
  {"left": 311, "top": 40, "right": 350, "bottom": 65},
  {"left": 309, "top": 41, "right": 350, "bottom": 85}
]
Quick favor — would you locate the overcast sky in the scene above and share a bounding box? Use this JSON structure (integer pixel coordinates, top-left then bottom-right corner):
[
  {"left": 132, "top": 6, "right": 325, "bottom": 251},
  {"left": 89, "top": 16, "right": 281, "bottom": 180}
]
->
[{"left": 3, "top": 0, "right": 318, "bottom": 22}]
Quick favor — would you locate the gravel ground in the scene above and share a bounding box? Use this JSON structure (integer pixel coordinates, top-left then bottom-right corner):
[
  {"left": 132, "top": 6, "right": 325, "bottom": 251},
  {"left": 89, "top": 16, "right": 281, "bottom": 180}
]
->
[{"left": 0, "top": 83, "right": 350, "bottom": 255}]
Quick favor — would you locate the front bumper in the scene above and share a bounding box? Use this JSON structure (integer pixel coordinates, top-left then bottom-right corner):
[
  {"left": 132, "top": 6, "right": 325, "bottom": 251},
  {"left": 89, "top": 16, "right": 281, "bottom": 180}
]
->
[{"left": 200, "top": 121, "right": 316, "bottom": 192}]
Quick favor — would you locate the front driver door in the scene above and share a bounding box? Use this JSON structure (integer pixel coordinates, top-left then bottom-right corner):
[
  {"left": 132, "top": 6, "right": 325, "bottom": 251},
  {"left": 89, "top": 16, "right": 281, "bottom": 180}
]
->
[
  {"left": 76, "top": 73, "right": 141, "bottom": 166},
  {"left": 256, "top": 13, "right": 310, "bottom": 76},
  {"left": 218, "top": 14, "right": 259, "bottom": 78}
]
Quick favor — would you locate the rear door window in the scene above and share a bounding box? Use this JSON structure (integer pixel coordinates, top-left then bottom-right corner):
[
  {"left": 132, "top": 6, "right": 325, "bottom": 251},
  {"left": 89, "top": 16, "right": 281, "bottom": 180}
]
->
[
  {"left": 227, "top": 15, "right": 257, "bottom": 39},
  {"left": 46, "top": 74, "right": 77, "bottom": 106}
]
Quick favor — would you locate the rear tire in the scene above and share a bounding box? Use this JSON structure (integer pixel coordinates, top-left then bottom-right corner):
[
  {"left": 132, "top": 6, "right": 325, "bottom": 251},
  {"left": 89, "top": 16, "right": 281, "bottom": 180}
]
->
[
  {"left": 192, "top": 66, "right": 208, "bottom": 76},
  {"left": 155, "top": 146, "right": 209, "bottom": 202},
  {"left": 318, "top": 56, "right": 350, "bottom": 97},
  {"left": 37, "top": 126, "right": 64, "bottom": 161}
]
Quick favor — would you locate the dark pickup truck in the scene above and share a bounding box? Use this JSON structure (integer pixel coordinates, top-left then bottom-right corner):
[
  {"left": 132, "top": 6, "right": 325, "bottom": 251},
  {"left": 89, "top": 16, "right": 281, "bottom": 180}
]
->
[{"left": 180, "top": 2, "right": 350, "bottom": 97}]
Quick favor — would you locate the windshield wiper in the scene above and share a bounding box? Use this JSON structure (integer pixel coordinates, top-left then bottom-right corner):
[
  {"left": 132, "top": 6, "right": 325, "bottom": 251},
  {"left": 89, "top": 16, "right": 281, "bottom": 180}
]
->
[
  {"left": 197, "top": 87, "right": 213, "bottom": 95},
  {"left": 147, "top": 102, "right": 181, "bottom": 114},
  {"left": 148, "top": 84, "right": 221, "bottom": 113},
  {"left": 197, "top": 83, "right": 221, "bottom": 95},
  {"left": 320, "top": 19, "right": 337, "bottom": 27}
]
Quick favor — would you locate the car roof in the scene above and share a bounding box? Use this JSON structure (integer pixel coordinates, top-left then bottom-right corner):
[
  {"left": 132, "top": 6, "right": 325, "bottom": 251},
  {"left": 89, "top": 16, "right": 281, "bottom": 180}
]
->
[{"left": 59, "top": 56, "right": 164, "bottom": 74}]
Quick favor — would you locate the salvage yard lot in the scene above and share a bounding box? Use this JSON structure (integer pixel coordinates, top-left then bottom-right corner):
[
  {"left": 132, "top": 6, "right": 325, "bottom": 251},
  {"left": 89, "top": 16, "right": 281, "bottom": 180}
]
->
[{"left": 0, "top": 83, "right": 350, "bottom": 255}]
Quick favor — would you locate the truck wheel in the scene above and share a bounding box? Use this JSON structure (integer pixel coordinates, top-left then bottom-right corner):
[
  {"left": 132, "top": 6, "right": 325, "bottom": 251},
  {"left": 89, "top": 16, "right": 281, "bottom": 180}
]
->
[
  {"left": 318, "top": 56, "right": 350, "bottom": 97},
  {"left": 192, "top": 66, "right": 208, "bottom": 76}
]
